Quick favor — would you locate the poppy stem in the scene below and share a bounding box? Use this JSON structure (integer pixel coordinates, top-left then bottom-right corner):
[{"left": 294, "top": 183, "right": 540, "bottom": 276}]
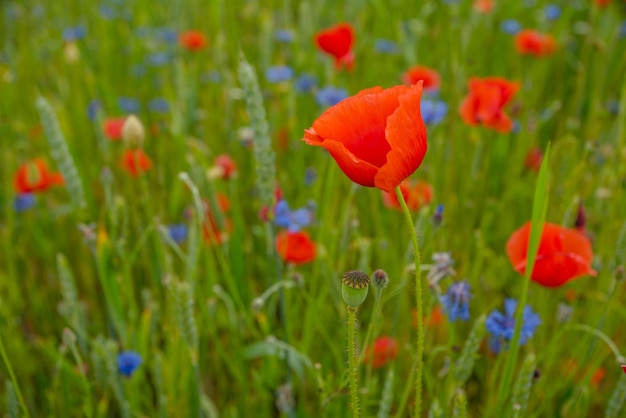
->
[
  {"left": 347, "top": 305, "right": 360, "bottom": 418},
  {"left": 394, "top": 185, "right": 423, "bottom": 418}
]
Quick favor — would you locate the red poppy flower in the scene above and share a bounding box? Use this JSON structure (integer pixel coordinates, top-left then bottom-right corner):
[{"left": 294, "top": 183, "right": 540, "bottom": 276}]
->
[
  {"left": 179, "top": 31, "right": 207, "bottom": 51},
  {"left": 459, "top": 77, "right": 520, "bottom": 133},
  {"left": 202, "top": 194, "right": 232, "bottom": 244},
  {"left": 103, "top": 117, "right": 126, "bottom": 140},
  {"left": 209, "top": 154, "right": 237, "bottom": 180},
  {"left": 594, "top": 0, "right": 610, "bottom": 7},
  {"left": 275, "top": 231, "right": 316, "bottom": 265},
  {"left": 314, "top": 23, "right": 355, "bottom": 71},
  {"left": 402, "top": 66, "right": 440, "bottom": 91},
  {"left": 523, "top": 147, "right": 543, "bottom": 172},
  {"left": 473, "top": 0, "right": 494, "bottom": 13},
  {"left": 382, "top": 180, "right": 433, "bottom": 211},
  {"left": 303, "top": 83, "right": 427, "bottom": 192},
  {"left": 514, "top": 30, "right": 557, "bottom": 57},
  {"left": 412, "top": 306, "right": 444, "bottom": 328},
  {"left": 121, "top": 149, "right": 152, "bottom": 176},
  {"left": 363, "top": 337, "right": 398, "bottom": 369},
  {"left": 14, "top": 159, "right": 64, "bottom": 194},
  {"left": 506, "top": 222, "right": 597, "bottom": 287}
]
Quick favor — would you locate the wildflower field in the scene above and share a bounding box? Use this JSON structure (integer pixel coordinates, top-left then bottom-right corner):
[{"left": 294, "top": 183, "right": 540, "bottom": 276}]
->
[{"left": 1, "top": 0, "right": 626, "bottom": 416}]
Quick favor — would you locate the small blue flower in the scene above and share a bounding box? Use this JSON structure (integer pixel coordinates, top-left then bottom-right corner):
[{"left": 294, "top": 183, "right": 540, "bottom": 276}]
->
[
  {"left": 168, "top": 224, "right": 188, "bottom": 244},
  {"left": 62, "top": 25, "right": 87, "bottom": 42},
  {"left": 148, "top": 98, "right": 170, "bottom": 113},
  {"left": 294, "top": 74, "right": 317, "bottom": 93},
  {"left": 274, "top": 29, "right": 294, "bottom": 43},
  {"left": 274, "top": 199, "right": 314, "bottom": 232},
  {"left": 485, "top": 298, "right": 541, "bottom": 353},
  {"left": 315, "top": 87, "right": 348, "bottom": 107},
  {"left": 433, "top": 204, "right": 444, "bottom": 225},
  {"left": 118, "top": 97, "right": 140, "bottom": 113},
  {"left": 87, "top": 100, "right": 101, "bottom": 121},
  {"left": 131, "top": 65, "right": 147, "bottom": 78},
  {"left": 544, "top": 4, "right": 561, "bottom": 21},
  {"left": 147, "top": 52, "right": 173, "bottom": 67},
  {"left": 374, "top": 39, "right": 398, "bottom": 54},
  {"left": 201, "top": 70, "right": 222, "bottom": 84},
  {"left": 421, "top": 98, "right": 448, "bottom": 125},
  {"left": 500, "top": 19, "right": 522, "bottom": 35},
  {"left": 266, "top": 66, "right": 294, "bottom": 83},
  {"left": 620, "top": 21, "right": 626, "bottom": 38},
  {"left": 14, "top": 193, "right": 36, "bottom": 212},
  {"left": 304, "top": 167, "right": 317, "bottom": 186},
  {"left": 98, "top": 4, "right": 116, "bottom": 20},
  {"left": 159, "top": 28, "right": 179, "bottom": 44},
  {"left": 117, "top": 351, "right": 142, "bottom": 377},
  {"left": 440, "top": 281, "right": 471, "bottom": 322}
]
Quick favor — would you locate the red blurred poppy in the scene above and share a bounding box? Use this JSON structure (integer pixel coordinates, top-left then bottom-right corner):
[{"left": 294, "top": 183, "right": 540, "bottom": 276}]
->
[
  {"left": 473, "top": 0, "right": 494, "bottom": 13},
  {"left": 515, "top": 30, "right": 557, "bottom": 57},
  {"left": 314, "top": 23, "right": 355, "bottom": 71},
  {"left": 402, "top": 66, "right": 440, "bottom": 91},
  {"left": 363, "top": 337, "right": 398, "bottom": 368},
  {"left": 303, "top": 83, "right": 427, "bottom": 192},
  {"left": 459, "top": 77, "right": 519, "bottom": 133},
  {"left": 382, "top": 180, "right": 433, "bottom": 211},
  {"left": 412, "top": 305, "right": 444, "bottom": 328},
  {"left": 211, "top": 154, "right": 237, "bottom": 180},
  {"left": 202, "top": 194, "right": 232, "bottom": 244},
  {"left": 594, "top": 0, "right": 610, "bottom": 7},
  {"left": 179, "top": 31, "right": 207, "bottom": 51},
  {"left": 524, "top": 147, "right": 543, "bottom": 172},
  {"left": 506, "top": 222, "right": 597, "bottom": 287},
  {"left": 14, "top": 159, "right": 64, "bottom": 193},
  {"left": 103, "top": 117, "right": 126, "bottom": 140},
  {"left": 276, "top": 231, "right": 316, "bottom": 265},
  {"left": 121, "top": 149, "right": 152, "bottom": 176}
]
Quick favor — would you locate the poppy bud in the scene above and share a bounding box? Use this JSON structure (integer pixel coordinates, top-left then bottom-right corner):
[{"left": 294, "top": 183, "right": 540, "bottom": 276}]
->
[
  {"left": 122, "top": 115, "right": 145, "bottom": 148},
  {"left": 342, "top": 270, "right": 370, "bottom": 307},
  {"left": 371, "top": 269, "right": 389, "bottom": 290}
]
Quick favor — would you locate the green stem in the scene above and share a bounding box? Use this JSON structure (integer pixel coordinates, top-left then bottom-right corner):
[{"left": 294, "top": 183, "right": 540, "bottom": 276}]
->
[
  {"left": 394, "top": 186, "right": 423, "bottom": 418},
  {"left": 0, "top": 333, "right": 31, "bottom": 418},
  {"left": 347, "top": 306, "right": 360, "bottom": 418}
]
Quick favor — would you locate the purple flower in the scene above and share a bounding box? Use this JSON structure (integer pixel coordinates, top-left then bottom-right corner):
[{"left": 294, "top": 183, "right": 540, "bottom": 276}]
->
[
  {"left": 87, "top": 100, "right": 101, "bottom": 121},
  {"left": 62, "top": 25, "right": 86, "bottom": 42},
  {"left": 485, "top": 299, "right": 541, "bottom": 353},
  {"left": 440, "top": 281, "right": 471, "bottom": 321},
  {"left": 14, "top": 193, "right": 36, "bottom": 212},
  {"left": 168, "top": 224, "right": 188, "bottom": 244},
  {"left": 294, "top": 74, "right": 317, "bottom": 93},
  {"left": 118, "top": 97, "right": 140, "bottom": 113},
  {"left": 275, "top": 29, "right": 294, "bottom": 43},
  {"left": 374, "top": 39, "right": 398, "bottom": 54},
  {"left": 148, "top": 98, "right": 170, "bottom": 113},
  {"left": 544, "top": 4, "right": 561, "bottom": 21},
  {"left": 304, "top": 167, "right": 317, "bottom": 186},
  {"left": 117, "top": 351, "right": 142, "bottom": 377},
  {"left": 501, "top": 19, "right": 522, "bottom": 35}
]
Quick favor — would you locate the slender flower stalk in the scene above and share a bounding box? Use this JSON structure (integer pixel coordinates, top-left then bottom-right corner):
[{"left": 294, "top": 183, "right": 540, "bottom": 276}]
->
[
  {"left": 394, "top": 186, "right": 423, "bottom": 417},
  {"left": 347, "top": 306, "right": 360, "bottom": 418}
]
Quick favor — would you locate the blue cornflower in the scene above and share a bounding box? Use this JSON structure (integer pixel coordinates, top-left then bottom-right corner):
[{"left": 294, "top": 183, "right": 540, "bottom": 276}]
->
[
  {"left": 315, "top": 87, "right": 348, "bottom": 107},
  {"left": 421, "top": 98, "right": 448, "bottom": 125},
  {"left": 98, "top": 4, "right": 116, "bottom": 20},
  {"left": 147, "top": 51, "right": 173, "bottom": 66},
  {"left": 374, "top": 39, "right": 398, "bottom": 54},
  {"left": 544, "top": 4, "right": 561, "bottom": 21},
  {"left": 168, "top": 224, "right": 188, "bottom": 244},
  {"left": 620, "top": 22, "right": 626, "bottom": 38},
  {"left": 294, "top": 74, "right": 317, "bottom": 93},
  {"left": 148, "top": 98, "right": 170, "bottom": 113},
  {"left": 304, "top": 167, "right": 317, "bottom": 186},
  {"left": 433, "top": 204, "right": 444, "bottom": 225},
  {"left": 274, "top": 199, "right": 314, "bottom": 232},
  {"left": 118, "top": 97, "right": 140, "bottom": 113},
  {"left": 275, "top": 29, "right": 294, "bottom": 43},
  {"left": 14, "top": 193, "right": 36, "bottom": 212},
  {"left": 440, "top": 281, "right": 471, "bottom": 322},
  {"left": 159, "top": 28, "right": 178, "bottom": 44},
  {"left": 266, "top": 66, "right": 294, "bottom": 83},
  {"left": 117, "top": 351, "right": 142, "bottom": 377},
  {"left": 62, "top": 25, "right": 87, "bottom": 42},
  {"left": 500, "top": 19, "right": 522, "bottom": 35},
  {"left": 87, "top": 100, "right": 101, "bottom": 121},
  {"left": 485, "top": 298, "right": 541, "bottom": 353}
]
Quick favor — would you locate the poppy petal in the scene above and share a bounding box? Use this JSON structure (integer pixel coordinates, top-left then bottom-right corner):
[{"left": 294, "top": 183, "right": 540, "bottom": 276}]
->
[{"left": 375, "top": 82, "right": 427, "bottom": 192}]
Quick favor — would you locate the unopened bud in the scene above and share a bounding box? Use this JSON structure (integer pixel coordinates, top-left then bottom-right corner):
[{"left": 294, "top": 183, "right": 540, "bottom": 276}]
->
[
  {"left": 341, "top": 270, "right": 369, "bottom": 307},
  {"left": 371, "top": 269, "right": 389, "bottom": 290},
  {"left": 122, "top": 114, "right": 145, "bottom": 148}
]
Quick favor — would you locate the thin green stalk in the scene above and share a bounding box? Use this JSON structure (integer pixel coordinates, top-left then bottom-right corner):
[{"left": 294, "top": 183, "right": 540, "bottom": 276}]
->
[
  {"left": 495, "top": 144, "right": 551, "bottom": 416},
  {"left": 395, "top": 185, "right": 423, "bottom": 418},
  {"left": 347, "top": 306, "right": 360, "bottom": 418},
  {"left": 0, "top": 333, "right": 31, "bottom": 418}
]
